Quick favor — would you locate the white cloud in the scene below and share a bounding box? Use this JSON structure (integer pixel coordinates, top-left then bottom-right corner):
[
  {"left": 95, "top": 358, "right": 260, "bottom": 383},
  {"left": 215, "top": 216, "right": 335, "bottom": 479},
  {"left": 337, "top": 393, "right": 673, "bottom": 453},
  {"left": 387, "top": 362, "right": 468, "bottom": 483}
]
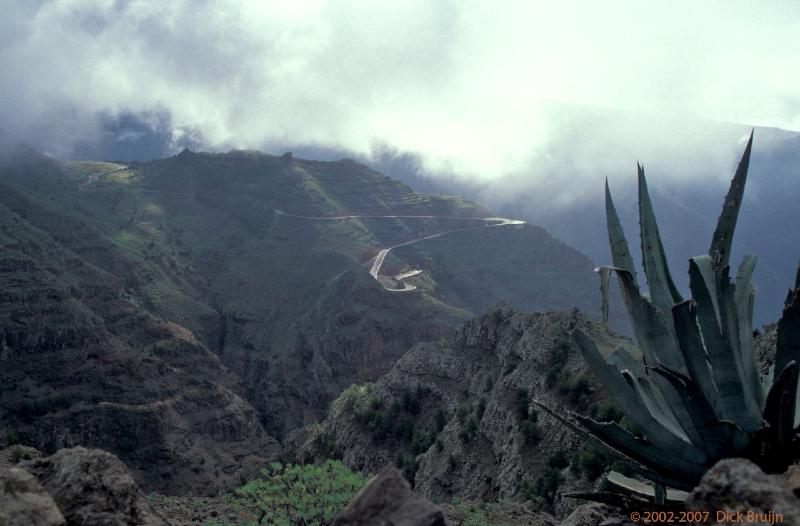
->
[{"left": 1, "top": 0, "right": 799, "bottom": 179}]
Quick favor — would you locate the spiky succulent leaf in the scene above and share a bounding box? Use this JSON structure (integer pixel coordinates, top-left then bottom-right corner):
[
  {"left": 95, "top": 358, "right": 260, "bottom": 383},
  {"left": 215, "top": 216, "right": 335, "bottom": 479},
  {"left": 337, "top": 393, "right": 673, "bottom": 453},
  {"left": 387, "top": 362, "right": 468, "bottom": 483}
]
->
[
  {"left": 688, "top": 257, "right": 761, "bottom": 432},
  {"left": 717, "top": 265, "right": 763, "bottom": 419},
  {"left": 533, "top": 401, "right": 698, "bottom": 490},
  {"left": 671, "top": 300, "right": 722, "bottom": 416},
  {"left": 606, "top": 471, "right": 689, "bottom": 503},
  {"left": 649, "top": 365, "right": 749, "bottom": 459},
  {"left": 637, "top": 164, "right": 683, "bottom": 316},
  {"left": 573, "top": 330, "right": 706, "bottom": 461},
  {"left": 572, "top": 413, "right": 706, "bottom": 485},
  {"left": 709, "top": 131, "right": 753, "bottom": 270},
  {"left": 734, "top": 255, "right": 762, "bottom": 405},
  {"left": 775, "top": 272, "right": 800, "bottom": 382},
  {"left": 605, "top": 179, "right": 638, "bottom": 283},
  {"left": 607, "top": 349, "right": 685, "bottom": 439},
  {"left": 763, "top": 361, "right": 799, "bottom": 463},
  {"left": 599, "top": 266, "right": 613, "bottom": 327},
  {"left": 604, "top": 267, "right": 704, "bottom": 442},
  {"left": 608, "top": 268, "right": 687, "bottom": 374}
]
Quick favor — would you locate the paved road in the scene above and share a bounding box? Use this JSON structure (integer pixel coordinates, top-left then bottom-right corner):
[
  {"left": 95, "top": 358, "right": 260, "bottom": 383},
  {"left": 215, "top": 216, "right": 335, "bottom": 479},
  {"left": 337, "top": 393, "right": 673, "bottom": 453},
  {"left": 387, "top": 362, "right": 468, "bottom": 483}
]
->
[
  {"left": 79, "top": 182, "right": 525, "bottom": 292},
  {"left": 367, "top": 217, "right": 524, "bottom": 292}
]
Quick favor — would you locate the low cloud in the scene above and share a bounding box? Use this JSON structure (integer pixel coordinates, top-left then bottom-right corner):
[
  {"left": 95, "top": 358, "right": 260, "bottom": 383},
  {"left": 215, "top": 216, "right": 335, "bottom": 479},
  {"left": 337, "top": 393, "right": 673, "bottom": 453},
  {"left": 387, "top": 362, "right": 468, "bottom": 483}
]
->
[{"left": 2, "top": 0, "right": 799, "bottom": 189}]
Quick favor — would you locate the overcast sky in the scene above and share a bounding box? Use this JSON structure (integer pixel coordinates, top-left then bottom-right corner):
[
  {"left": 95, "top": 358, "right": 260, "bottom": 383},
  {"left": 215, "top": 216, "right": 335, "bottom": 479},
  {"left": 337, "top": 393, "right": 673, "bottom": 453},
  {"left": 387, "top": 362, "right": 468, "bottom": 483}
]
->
[{"left": 2, "top": 0, "right": 799, "bottom": 179}]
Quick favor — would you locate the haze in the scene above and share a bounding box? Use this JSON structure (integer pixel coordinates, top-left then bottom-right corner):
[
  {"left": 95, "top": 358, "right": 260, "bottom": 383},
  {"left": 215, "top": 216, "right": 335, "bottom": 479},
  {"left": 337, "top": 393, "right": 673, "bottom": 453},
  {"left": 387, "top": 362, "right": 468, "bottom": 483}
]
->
[{"left": 2, "top": 0, "right": 799, "bottom": 183}]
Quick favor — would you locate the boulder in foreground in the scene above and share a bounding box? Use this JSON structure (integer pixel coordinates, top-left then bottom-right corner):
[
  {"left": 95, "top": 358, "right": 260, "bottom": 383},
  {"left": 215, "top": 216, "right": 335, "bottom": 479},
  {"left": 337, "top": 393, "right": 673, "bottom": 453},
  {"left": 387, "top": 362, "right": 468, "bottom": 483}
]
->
[
  {"left": 20, "top": 447, "right": 166, "bottom": 526},
  {"left": 333, "top": 465, "right": 451, "bottom": 526}
]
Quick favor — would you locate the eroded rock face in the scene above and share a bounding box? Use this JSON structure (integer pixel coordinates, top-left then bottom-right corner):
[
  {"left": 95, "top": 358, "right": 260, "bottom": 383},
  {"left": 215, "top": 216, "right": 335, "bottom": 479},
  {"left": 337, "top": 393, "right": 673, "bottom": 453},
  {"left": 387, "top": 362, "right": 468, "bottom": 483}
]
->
[
  {"left": 0, "top": 467, "right": 66, "bottom": 526},
  {"left": 20, "top": 447, "right": 167, "bottom": 526},
  {"left": 296, "top": 306, "right": 628, "bottom": 519},
  {"left": 687, "top": 459, "right": 800, "bottom": 526},
  {"left": 333, "top": 465, "right": 451, "bottom": 526}
]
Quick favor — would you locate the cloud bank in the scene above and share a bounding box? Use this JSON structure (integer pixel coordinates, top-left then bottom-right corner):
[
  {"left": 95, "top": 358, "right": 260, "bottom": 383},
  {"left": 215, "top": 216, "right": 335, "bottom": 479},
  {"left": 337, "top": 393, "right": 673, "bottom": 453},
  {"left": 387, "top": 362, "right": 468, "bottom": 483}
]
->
[{"left": 2, "top": 0, "right": 799, "bottom": 182}]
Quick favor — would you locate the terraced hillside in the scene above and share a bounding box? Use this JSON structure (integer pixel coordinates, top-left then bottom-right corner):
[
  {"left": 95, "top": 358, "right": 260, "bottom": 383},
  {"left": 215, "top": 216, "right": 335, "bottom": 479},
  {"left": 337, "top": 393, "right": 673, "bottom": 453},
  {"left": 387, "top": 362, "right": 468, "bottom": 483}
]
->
[{"left": 1, "top": 142, "right": 605, "bottom": 492}]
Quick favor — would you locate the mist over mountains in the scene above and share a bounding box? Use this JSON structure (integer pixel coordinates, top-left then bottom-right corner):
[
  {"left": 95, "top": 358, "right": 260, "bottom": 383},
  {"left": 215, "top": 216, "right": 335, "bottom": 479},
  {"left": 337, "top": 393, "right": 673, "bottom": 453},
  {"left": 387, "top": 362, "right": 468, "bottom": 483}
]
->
[{"left": 32, "top": 103, "right": 799, "bottom": 330}]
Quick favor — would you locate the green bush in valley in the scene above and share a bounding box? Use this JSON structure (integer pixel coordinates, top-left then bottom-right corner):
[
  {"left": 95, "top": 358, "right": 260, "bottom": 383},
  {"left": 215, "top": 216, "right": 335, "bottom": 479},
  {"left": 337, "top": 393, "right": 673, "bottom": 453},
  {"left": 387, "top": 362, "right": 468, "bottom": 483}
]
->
[
  {"left": 569, "top": 446, "right": 607, "bottom": 480},
  {"left": 235, "top": 460, "right": 366, "bottom": 525},
  {"left": 521, "top": 466, "right": 563, "bottom": 505}
]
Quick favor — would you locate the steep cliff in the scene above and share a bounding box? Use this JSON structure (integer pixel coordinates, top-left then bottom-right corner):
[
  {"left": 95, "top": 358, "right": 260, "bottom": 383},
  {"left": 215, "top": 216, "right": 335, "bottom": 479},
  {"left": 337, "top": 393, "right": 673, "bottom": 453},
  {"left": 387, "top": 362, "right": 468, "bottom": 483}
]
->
[{"left": 294, "top": 305, "right": 632, "bottom": 519}]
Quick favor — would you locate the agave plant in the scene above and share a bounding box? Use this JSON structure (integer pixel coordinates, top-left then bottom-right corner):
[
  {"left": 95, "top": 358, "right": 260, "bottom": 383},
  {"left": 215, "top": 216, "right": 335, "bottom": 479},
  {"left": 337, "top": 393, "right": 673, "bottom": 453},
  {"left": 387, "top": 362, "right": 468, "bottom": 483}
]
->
[{"left": 537, "top": 132, "right": 800, "bottom": 507}]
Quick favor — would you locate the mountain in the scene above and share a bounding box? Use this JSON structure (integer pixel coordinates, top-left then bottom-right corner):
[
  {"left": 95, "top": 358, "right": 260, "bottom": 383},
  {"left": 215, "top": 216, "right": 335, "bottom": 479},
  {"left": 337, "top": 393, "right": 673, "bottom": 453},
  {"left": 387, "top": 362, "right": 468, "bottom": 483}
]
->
[
  {"left": 292, "top": 305, "right": 632, "bottom": 520},
  {"left": 0, "top": 139, "right": 608, "bottom": 494},
  {"left": 365, "top": 114, "right": 800, "bottom": 331}
]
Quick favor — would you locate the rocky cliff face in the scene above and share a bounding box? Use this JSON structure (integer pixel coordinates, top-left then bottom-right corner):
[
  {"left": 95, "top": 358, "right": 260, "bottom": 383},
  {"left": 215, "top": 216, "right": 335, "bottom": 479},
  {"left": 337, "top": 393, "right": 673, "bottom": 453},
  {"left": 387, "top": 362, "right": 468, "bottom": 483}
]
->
[
  {"left": 0, "top": 151, "right": 278, "bottom": 495},
  {"left": 1, "top": 447, "right": 168, "bottom": 526},
  {"left": 294, "top": 305, "right": 631, "bottom": 519},
  {"left": 2, "top": 142, "right": 615, "bottom": 494}
]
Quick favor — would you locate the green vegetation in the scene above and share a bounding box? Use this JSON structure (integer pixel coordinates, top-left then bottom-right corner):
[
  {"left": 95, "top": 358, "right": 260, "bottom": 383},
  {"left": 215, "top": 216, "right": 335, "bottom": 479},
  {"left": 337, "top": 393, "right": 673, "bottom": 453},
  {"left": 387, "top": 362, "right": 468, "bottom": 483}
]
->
[
  {"left": 569, "top": 446, "right": 606, "bottom": 480},
  {"left": 541, "top": 135, "right": 800, "bottom": 506},
  {"left": 341, "top": 383, "right": 439, "bottom": 481},
  {"left": 547, "top": 449, "right": 569, "bottom": 470},
  {"left": 521, "top": 466, "right": 564, "bottom": 505},
  {"left": 233, "top": 460, "right": 366, "bottom": 526},
  {"left": 515, "top": 389, "right": 541, "bottom": 445}
]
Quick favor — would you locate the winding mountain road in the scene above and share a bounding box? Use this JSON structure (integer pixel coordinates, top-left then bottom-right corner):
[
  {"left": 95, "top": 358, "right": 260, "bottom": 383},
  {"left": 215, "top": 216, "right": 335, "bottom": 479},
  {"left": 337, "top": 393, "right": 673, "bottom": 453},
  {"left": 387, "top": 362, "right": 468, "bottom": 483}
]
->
[
  {"left": 276, "top": 210, "right": 525, "bottom": 292},
  {"left": 79, "top": 181, "right": 525, "bottom": 292}
]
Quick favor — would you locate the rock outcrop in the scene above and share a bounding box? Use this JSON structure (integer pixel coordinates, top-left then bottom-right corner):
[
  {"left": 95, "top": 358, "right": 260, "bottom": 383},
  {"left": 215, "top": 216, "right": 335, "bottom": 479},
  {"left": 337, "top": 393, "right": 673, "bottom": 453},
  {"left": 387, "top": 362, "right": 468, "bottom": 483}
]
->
[
  {"left": 687, "top": 459, "right": 800, "bottom": 526},
  {"left": 20, "top": 447, "right": 167, "bottom": 526},
  {"left": 333, "top": 465, "right": 451, "bottom": 526},
  {"left": 0, "top": 467, "right": 66, "bottom": 526},
  {"left": 1, "top": 447, "right": 168, "bottom": 526},
  {"left": 296, "top": 305, "right": 630, "bottom": 520}
]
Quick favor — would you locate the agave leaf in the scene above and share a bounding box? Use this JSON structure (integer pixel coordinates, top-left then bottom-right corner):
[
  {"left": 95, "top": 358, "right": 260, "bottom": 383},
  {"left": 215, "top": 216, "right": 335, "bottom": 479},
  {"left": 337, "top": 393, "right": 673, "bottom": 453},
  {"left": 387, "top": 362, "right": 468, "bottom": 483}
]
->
[
  {"left": 573, "top": 413, "right": 706, "bottom": 485},
  {"left": 775, "top": 276, "right": 800, "bottom": 427},
  {"left": 734, "top": 255, "right": 758, "bottom": 308},
  {"left": 763, "top": 361, "right": 799, "bottom": 456},
  {"left": 599, "top": 266, "right": 613, "bottom": 327},
  {"left": 709, "top": 131, "right": 753, "bottom": 270},
  {"left": 607, "top": 349, "right": 686, "bottom": 440},
  {"left": 606, "top": 471, "right": 689, "bottom": 503},
  {"left": 671, "top": 300, "right": 722, "bottom": 416},
  {"left": 610, "top": 268, "right": 687, "bottom": 374},
  {"left": 775, "top": 277, "right": 800, "bottom": 381},
  {"left": 734, "top": 255, "right": 763, "bottom": 405},
  {"left": 688, "top": 257, "right": 761, "bottom": 432},
  {"left": 606, "top": 179, "right": 637, "bottom": 283},
  {"left": 573, "top": 330, "right": 706, "bottom": 461},
  {"left": 690, "top": 255, "right": 722, "bottom": 324},
  {"left": 717, "top": 266, "right": 763, "bottom": 419},
  {"left": 649, "top": 365, "right": 749, "bottom": 459},
  {"left": 533, "top": 401, "right": 699, "bottom": 490},
  {"left": 606, "top": 268, "right": 704, "bottom": 442},
  {"left": 638, "top": 165, "right": 683, "bottom": 316}
]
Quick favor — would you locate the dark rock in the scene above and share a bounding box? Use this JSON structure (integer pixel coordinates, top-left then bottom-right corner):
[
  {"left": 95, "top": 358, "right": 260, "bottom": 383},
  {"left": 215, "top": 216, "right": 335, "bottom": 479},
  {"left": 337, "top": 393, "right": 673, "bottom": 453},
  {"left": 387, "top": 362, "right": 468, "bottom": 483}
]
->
[
  {"left": 687, "top": 458, "right": 800, "bottom": 526},
  {"left": 561, "top": 503, "right": 611, "bottom": 526},
  {"left": 785, "top": 464, "right": 800, "bottom": 498},
  {"left": 20, "top": 447, "right": 167, "bottom": 526},
  {"left": 333, "top": 465, "right": 451, "bottom": 526},
  {"left": 0, "top": 467, "right": 65, "bottom": 526}
]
